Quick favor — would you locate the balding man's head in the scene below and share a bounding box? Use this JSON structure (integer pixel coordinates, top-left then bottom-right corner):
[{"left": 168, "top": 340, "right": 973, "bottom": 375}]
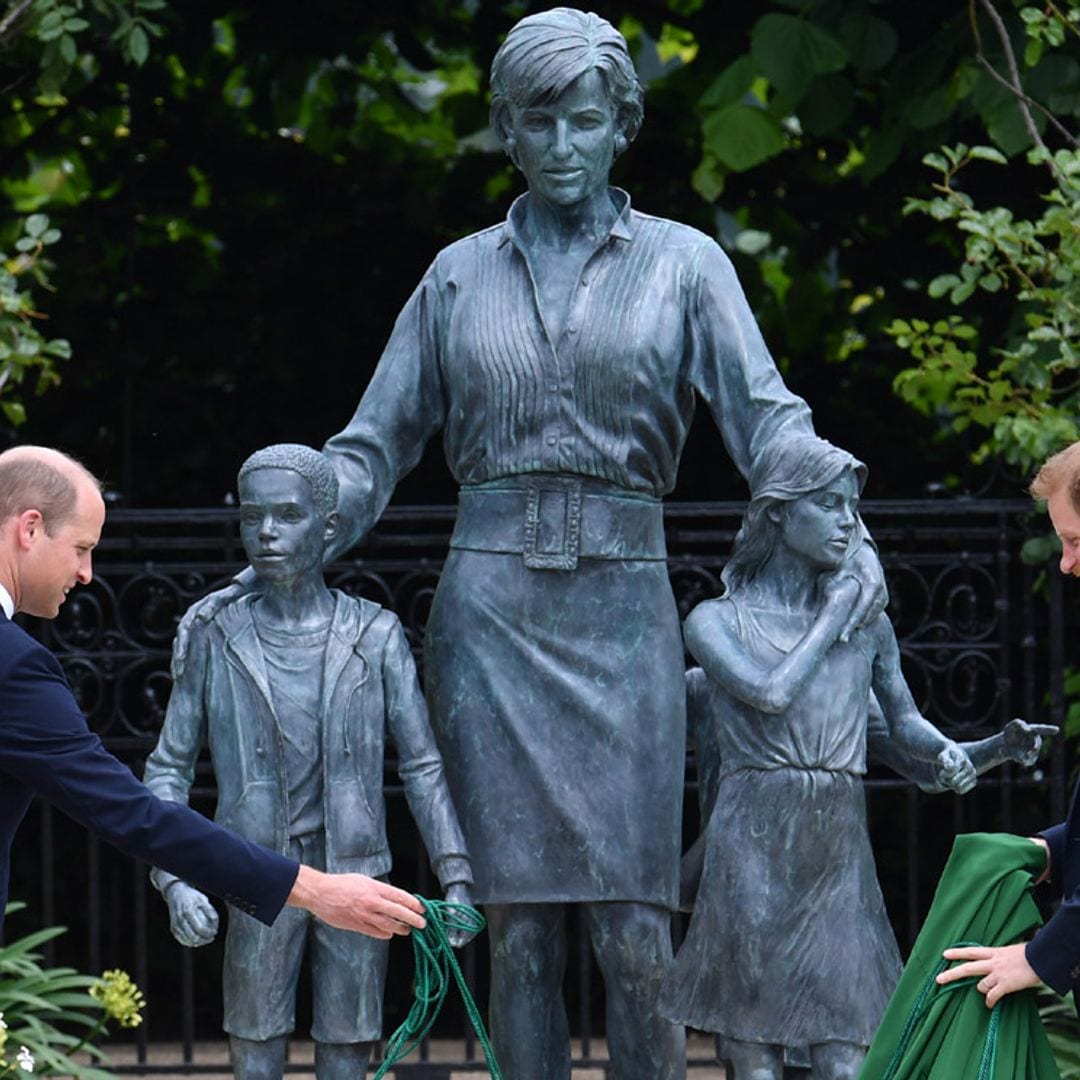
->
[{"left": 0, "top": 446, "right": 102, "bottom": 535}]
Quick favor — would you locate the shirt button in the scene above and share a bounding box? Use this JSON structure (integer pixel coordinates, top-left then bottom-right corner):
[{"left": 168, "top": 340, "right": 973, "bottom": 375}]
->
[
  {"left": 546, "top": 435, "right": 557, "bottom": 446},
  {"left": 547, "top": 383, "right": 558, "bottom": 393},
  {"left": 567, "top": 325, "right": 577, "bottom": 334}
]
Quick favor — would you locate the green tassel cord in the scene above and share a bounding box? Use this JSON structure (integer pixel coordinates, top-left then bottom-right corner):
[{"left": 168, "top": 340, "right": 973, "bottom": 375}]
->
[{"left": 373, "top": 898, "right": 502, "bottom": 1079}]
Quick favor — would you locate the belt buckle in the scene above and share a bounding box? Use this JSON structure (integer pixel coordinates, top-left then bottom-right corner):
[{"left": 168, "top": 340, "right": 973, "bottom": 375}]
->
[{"left": 523, "top": 477, "right": 582, "bottom": 571}]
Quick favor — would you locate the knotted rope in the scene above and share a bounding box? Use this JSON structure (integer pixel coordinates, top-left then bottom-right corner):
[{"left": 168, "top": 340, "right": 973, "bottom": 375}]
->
[{"left": 373, "top": 898, "right": 502, "bottom": 1079}]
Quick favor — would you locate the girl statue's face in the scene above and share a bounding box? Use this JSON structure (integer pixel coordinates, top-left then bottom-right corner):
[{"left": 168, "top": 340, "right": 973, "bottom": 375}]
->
[{"left": 776, "top": 468, "right": 860, "bottom": 571}]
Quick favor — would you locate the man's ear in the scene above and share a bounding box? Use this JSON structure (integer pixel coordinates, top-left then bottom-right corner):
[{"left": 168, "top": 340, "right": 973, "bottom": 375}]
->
[
  {"left": 324, "top": 510, "right": 339, "bottom": 543},
  {"left": 15, "top": 508, "right": 44, "bottom": 551}
]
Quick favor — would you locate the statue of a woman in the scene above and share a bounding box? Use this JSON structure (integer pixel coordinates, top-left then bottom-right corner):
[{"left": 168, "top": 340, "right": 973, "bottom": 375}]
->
[
  {"left": 657, "top": 435, "right": 977, "bottom": 1080},
  {"left": 180, "top": 10, "right": 885, "bottom": 1078}
]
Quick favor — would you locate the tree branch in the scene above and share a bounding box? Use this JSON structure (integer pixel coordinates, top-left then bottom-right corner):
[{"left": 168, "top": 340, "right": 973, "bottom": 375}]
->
[
  {"left": 0, "top": 0, "right": 35, "bottom": 46},
  {"left": 971, "top": 0, "right": 1076, "bottom": 186}
]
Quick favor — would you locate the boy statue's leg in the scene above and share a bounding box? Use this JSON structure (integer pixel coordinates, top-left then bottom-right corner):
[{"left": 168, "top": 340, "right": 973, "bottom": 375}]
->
[
  {"left": 486, "top": 902, "right": 571, "bottom": 1080},
  {"left": 229, "top": 1035, "right": 287, "bottom": 1080}
]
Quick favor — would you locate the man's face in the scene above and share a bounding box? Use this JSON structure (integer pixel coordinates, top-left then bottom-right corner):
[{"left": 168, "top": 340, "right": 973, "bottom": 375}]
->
[
  {"left": 1047, "top": 486, "right": 1080, "bottom": 577},
  {"left": 20, "top": 481, "right": 105, "bottom": 618},
  {"left": 508, "top": 68, "right": 619, "bottom": 209},
  {"left": 238, "top": 468, "right": 332, "bottom": 586}
]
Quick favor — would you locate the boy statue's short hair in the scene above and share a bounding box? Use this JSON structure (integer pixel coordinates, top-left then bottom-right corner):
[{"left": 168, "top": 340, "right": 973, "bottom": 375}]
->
[{"left": 237, "top": 444, "right": 339, "bottom": 517}]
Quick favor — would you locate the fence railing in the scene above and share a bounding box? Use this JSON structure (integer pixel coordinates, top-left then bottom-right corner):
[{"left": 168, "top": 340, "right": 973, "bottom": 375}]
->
[{"left": 8, "top": 498, "right": 1070, "bottom": 1077}]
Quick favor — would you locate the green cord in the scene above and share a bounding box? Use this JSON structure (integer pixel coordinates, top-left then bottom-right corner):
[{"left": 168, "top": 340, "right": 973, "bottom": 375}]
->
[
  {"left": 880, "top": 940, "right": 1002, "bottom": 1080},
  {"left": 372, "top": 897, "right": 503, "bottom": 1080}
]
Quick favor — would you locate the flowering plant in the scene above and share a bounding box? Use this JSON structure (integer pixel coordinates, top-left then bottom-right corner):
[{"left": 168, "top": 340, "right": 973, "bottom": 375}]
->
[{"left": 0, "top": 903, "right": 145, "bottom": 1078}]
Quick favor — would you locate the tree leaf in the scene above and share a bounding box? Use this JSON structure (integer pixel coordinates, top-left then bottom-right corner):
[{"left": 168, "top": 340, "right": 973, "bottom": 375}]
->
[
  {"left": 701, "top": 103, "right": 786, "bottom": 172},
  {"left": 750, "top": 13, "right": 848, "bottom": 100},
  {"left": 128, "top": 25, "right": 150, "bottom": 66},
  {"left": 837, "top": 11, "right": 898, "bottom": 72}
]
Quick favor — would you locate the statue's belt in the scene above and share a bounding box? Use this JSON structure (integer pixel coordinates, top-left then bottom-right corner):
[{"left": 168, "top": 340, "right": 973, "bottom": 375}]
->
[{"left": 450, "top": 477, "right": 667, "bottom": 571}]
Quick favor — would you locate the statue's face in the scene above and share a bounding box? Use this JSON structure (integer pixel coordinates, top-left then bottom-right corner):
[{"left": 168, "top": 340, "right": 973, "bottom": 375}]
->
[
  {"left": 508, "top": 67, "right": 618, "bottom": 208},
  {"left": 238, "top": 468, "right": 329, "bottom": 585},
  {"left": 777, "top": 469, "right": 860, "bottom": 571}
]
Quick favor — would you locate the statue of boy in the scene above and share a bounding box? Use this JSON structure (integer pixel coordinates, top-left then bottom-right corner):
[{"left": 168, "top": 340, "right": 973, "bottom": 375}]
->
[{"left": 144, "top": 443, "right": 474, "bottom": 1080}]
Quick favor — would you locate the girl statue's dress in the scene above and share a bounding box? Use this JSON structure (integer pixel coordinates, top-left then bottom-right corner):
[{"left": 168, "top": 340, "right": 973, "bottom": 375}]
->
[{"left": 658, "top": 598, "right": 902, "bottom": 1048}]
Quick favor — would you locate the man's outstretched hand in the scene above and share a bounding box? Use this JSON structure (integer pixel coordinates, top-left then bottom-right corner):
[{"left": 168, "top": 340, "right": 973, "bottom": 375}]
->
[{"left": 288, "top": 866, "right": 426, "bottom": 939}]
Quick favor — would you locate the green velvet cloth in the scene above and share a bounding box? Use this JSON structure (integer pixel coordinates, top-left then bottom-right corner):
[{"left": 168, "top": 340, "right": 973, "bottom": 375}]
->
[{"left": 859, "top": 832, "right": 1060, "bottom": 1079}]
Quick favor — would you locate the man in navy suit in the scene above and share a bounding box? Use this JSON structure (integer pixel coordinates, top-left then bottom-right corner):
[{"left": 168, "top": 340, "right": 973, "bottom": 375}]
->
[
  {"left": 936, "top": 438, "right": 1080, "bottom": 1008},
  {"left": 0, "top": 444, "right": 426, "bottom": 942}
]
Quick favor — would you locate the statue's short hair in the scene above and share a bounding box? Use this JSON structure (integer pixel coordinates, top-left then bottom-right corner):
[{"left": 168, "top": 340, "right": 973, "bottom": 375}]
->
[
  {"left": 722, "top": 435, "right": 867, "bottom": 595},
  {"left": 0, "top": 446, "right": 101, "bottom": 535},
  {"left": 237, "top": 444, "right": 339, "bottom": 517},
  {"left": 1030, "top": 439, "right": 1080, "bottom": 513},
  {"left": 490, "top": 8, "right": 644, "bottom": 148}
]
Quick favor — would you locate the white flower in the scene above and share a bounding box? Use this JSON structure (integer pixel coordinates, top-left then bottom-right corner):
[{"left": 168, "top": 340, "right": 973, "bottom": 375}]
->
[
  {"left": 15, "top": 1046, "right": 33, "bottom": 1073},
  {"left": 0, "top": 1012, "right": 6, "bottom": 1030}
]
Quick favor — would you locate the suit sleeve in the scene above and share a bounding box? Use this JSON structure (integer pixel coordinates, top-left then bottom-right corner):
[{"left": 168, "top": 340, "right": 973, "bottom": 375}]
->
[
  {"left": 0, "top": 640, "right": 297, "bottom": 926},
  {"left": 381, "top": 613, "right": 472, "bottom": 888},
  {"left": 1026, "top": 820, "right": 1080, "bottom": 993}
]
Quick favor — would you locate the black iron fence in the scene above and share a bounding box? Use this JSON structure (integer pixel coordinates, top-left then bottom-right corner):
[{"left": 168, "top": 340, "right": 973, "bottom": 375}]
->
[{"left": 7, "top": 498, "right": 1073, "bottom": 1076}]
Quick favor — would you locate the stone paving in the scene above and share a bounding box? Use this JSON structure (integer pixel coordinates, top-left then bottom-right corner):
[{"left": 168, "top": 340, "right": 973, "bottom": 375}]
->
[{"left": 97, "top": 1036, "right": 730, "bottom": 1078}]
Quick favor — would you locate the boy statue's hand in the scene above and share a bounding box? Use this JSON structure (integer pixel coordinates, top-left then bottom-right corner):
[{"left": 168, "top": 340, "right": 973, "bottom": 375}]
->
[
  {"left": 165, "top": 880, "right": 220, "bottom": 947},
  {"left": 444, "top": 882, "right": 480, "bottom": 949}
]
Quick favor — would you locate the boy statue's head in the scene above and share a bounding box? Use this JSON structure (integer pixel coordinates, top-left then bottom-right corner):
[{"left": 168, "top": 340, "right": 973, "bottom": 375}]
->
[{"left": 236, "top": 443, "right": 339, "bottom": 586}]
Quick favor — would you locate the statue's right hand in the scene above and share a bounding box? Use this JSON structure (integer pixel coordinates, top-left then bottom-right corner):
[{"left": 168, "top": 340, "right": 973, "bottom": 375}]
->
[
  {"left": 165, "top": 881, "right": 220, "bottom": 948},
  {"left": 173, "top": 581, "right": 249, "bottom": 669},
  {"left": 822, "top": 572, "right": 861, "bottom": 614}
]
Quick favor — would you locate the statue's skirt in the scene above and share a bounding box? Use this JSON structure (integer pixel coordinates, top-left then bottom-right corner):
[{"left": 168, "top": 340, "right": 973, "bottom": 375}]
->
[{"left": 424, "top": 544, "right": 685, "bottom": 906}]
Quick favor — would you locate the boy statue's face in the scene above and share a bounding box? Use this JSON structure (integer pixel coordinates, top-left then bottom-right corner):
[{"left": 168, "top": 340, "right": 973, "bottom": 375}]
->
[{"left": 238, "top": 467, "right": 332, "bottom": 585}]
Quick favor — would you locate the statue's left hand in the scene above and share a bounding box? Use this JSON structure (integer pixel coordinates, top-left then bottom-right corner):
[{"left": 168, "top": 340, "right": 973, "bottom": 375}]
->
[
  {"left": 1001, "top": 719, "right": 1058, "bottom": 768},
  {"left": 444, "top": 882, "right": 480, "bottom": 949},
  {"left": 838, "top": 541, "right": 888, "bottom": 643},
  {"left": 165, "top": 881, "right": 219, "bottom": 947},
  {"left": 935, "top": 742, "right": 977, "bottom": 795}
]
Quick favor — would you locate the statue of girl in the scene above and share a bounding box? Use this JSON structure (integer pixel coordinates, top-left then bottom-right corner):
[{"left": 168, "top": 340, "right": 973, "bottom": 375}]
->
[{"left": 657, "top": 434, "right": 979, "bottom": 1080}]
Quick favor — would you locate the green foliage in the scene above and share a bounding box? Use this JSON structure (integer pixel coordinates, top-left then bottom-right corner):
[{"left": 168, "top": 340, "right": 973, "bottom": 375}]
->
[
  {"left": 889, "top": 3, "right": 1080, "bottom": 476},
  {"left": 27, "top": 0, "right": 168, "bottom": 101},
  {"left": 1039, "top": 990, "right": 1080, "bottom": 1077},
  {"left": 0, "top": 903, "right": 145, "bottom": 1078},
  {"left": 0, "top": 214, "right": 69, "bottom": 427}
]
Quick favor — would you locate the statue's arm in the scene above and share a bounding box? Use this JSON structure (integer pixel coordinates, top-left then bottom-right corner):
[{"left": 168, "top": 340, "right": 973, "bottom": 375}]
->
[
  {"left": 322, "top": 268, "right": 449, "bottom": 560},
  {"left": 685, "top": 239, "right": 814, "bottom": 481},
  {"left": 868, "top": 616, "right": 976, "bottom": 791},
  {"left": 381, "top": 615, "right": 472, "bottom": 890},
  {"left": 382, "top": 615, "right": 476, "bottom": 947},
  {"left": 866, "top": 692, "right": 949, "bottom": 792},
  {"left": 684, "top": 585, "right": 855, "bottom": 715},
  {"left": 687, "top": 240, "right": 886, "bottom": 633},
  {"left": 144, "top": 626, "right": 220, "bottom": 945}
]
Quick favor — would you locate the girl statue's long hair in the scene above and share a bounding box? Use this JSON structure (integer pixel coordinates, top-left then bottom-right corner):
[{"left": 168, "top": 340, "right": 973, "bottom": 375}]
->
[{"left": 721, "top": 435, "right": 867, "bottom": 596}]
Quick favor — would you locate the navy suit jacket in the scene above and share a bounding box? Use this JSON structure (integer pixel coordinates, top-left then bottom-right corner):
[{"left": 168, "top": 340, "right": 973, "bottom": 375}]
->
[
  {"left": 1026, "top": 779, "right": 1080, "bottom": 1001},
  {"left": 0, "top": 611, "right": 297, "bottom": 937}
]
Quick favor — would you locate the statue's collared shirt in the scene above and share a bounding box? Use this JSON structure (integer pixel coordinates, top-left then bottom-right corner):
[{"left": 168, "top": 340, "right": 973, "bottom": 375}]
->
[{"left": 324, "top": 188, "right": 814, "bottom": 556}]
